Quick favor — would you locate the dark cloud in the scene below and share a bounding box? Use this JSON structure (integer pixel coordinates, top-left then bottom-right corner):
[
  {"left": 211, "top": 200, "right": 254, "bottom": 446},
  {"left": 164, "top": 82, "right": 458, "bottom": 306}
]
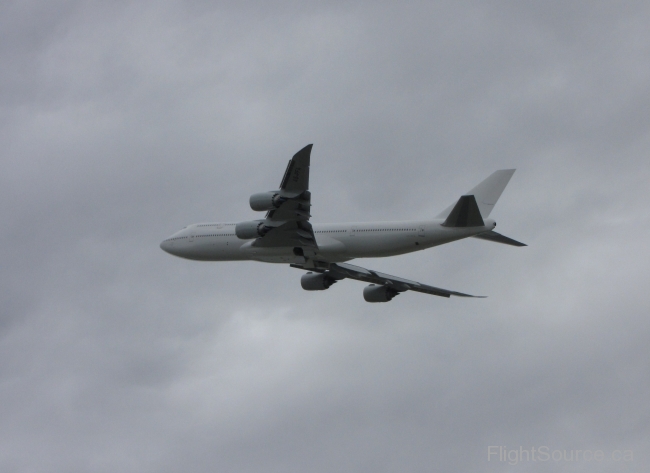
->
[{"left": 1, "top": 1, "right": 649, "bottom": 471}]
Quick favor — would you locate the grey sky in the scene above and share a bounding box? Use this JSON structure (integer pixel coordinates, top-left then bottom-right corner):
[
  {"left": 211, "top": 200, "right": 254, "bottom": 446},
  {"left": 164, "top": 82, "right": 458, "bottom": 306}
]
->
[{"left": 2, "top": 1, "right": 649, "bottom": 472}]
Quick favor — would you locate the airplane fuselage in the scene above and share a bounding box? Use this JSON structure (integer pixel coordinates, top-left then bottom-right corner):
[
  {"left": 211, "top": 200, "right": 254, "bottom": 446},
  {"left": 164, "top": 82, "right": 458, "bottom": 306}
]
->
[{"left": 160, "top": 218, "right": 496, "bottom": 264}]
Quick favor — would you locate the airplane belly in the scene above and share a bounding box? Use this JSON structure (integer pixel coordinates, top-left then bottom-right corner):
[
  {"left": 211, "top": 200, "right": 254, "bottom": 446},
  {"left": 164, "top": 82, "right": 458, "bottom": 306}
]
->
[
  {"left": 313, "top": 234, "right": 348, "bottom": 262},
  {"left": 233, "top": 235, "right": 351, "bottom": 264},
  {"left": 238, "top": 243, "right": 304, "bottom": 264},
  {"left": 345, "top": 234, "right": 418, "bottom": 258}
]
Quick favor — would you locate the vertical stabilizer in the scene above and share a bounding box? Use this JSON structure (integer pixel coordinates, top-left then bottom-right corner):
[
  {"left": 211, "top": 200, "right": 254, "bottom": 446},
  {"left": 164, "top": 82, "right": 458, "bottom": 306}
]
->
[
  {"left": 436, "top": 169, "right": 516, "bottom": 219},
  {"left": 442, "top": 195, "right": 485, "bottom": 227}
]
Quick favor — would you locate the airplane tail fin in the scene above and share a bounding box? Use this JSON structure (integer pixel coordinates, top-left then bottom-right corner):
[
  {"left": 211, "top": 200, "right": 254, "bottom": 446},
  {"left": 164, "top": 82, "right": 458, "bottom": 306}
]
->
[
  {"left": 441, "top": 195, "right": 485, "bottom": 227},
  {"left": 436, "top": 169, "right": 516, "bottom": 219}
]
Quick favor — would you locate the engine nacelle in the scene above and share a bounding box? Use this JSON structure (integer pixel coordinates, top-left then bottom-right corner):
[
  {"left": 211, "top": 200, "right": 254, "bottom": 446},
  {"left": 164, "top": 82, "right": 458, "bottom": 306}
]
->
[
  {"left": 301, "top": 272, "right": 337, "bottom": 291},
  {"left": 363, "top": 284, "right": 400, "bottom": 302},
  {"left": 249, "top": 192, "right": 286, "bottom": 211},
  {"left": 235, "top": 220, "right": 270, "bottom": 239}
]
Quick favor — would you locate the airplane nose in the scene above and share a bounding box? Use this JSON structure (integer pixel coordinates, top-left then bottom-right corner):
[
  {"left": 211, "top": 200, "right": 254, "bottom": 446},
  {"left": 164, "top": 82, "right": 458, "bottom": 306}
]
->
[{"left": 160, "top": 239, "right": 171, "bottom": 254}]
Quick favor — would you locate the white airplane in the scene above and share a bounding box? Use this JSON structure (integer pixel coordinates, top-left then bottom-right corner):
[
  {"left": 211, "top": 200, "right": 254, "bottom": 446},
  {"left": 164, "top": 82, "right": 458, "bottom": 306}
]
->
[{"left": 160, "top": 145, "right": 525, "bottom": 302}]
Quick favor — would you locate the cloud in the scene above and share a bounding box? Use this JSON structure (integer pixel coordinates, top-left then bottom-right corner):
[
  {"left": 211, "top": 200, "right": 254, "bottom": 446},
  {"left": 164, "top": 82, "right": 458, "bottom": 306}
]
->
[{"left": 1, "top": 1, "right": 649, "bottom": 472}]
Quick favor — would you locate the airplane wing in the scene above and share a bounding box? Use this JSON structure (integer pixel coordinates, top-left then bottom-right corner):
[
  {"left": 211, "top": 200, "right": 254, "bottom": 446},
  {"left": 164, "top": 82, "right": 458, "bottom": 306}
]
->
[
  {"left": 291, "top": 262, "right": 485, "bottom": 299},
  {"left": 253, "top": 145, "right": 317, "bottom": 248}
]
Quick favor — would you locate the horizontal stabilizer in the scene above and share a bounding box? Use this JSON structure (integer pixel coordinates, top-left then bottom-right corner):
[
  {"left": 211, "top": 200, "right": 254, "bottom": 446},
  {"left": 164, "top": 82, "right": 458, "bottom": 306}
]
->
[
  {"left": 442, "top": 195, "right": 485, "bottom": 227},
  {"left": 473, "top": 230, "right": 526, "bottom": 247}
]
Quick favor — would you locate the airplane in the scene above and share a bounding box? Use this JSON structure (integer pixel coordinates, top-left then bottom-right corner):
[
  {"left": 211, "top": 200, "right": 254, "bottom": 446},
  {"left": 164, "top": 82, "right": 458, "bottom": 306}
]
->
[{"left": 160, "top": 144, "right": 525, "bottom": 302}]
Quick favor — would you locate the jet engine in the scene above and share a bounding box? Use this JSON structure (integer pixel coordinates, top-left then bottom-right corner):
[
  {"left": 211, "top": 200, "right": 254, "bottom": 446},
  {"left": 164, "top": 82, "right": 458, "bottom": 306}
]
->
[
  {"left": 301, "top": 272, "right": 337, "bottom": 291},
  {"left": 235, "top": 220, "right": 271, "bottom": 239},
  {"left": 249, "top": 192, "right": 286, "bottom": 211},
  {"left": 363, "top": 284, "right": 400, "bottom": 302}
]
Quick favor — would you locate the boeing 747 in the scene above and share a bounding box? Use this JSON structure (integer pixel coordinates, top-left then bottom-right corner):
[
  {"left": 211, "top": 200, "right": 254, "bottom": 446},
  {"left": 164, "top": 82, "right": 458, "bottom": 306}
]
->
[{"left": 160, "top": 145, "right": 525, "bottom": 302}]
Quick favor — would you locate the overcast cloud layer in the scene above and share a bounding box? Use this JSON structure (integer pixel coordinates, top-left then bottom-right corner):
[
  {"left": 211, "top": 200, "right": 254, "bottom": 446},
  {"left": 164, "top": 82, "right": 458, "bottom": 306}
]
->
[{"left": 2, "top": 1, "right": 649, "bottom": 472}]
